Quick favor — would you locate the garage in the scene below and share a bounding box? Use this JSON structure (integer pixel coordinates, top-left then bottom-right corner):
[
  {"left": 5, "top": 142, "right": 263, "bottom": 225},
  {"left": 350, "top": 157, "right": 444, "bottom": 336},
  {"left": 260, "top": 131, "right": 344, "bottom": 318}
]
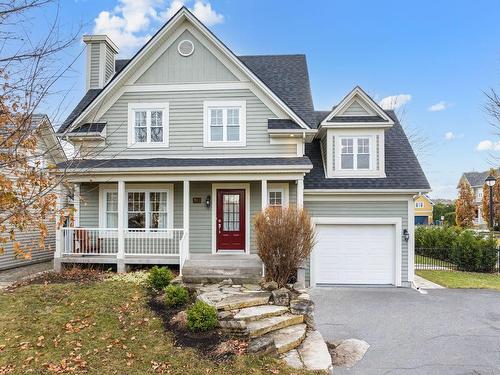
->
[{"left": 311, "top": 218, "right": 402, "bottom": 286}]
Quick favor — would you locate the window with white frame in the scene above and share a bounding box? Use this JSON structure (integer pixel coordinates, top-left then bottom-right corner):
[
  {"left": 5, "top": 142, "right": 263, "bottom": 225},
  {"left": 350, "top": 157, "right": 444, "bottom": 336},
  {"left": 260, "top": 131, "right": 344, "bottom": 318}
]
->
[
  {"left": 340, "top": 137, "right": 371, "bottom": 170},
  {"left": 128, "top": 103, "right": 169, "bottom": 146},
  {"left": 268, "top": 183, "right": 289, "bottom": 208},
  {"left": 415, "top": 201, "right": 424, "bottom": 208},
  {"left": 101, "top": 187, "right": 172, "bottom": 230},
  {"left": 204, "top": 101, "right": 246, "bottom": 147}
]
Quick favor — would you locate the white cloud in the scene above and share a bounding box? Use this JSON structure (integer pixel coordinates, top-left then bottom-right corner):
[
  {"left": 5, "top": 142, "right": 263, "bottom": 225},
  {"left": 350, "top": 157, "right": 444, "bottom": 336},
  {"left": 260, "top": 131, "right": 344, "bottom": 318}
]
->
[
  {"left": 444, "top": 132, "right": 455, "bottom": 140},
  {"left": 93, "top": 0, "right": 223, "bottom": 55},
  {"left": 476, "top": 140, "right": 500, "bottom": 151},
  {"left": 428, "top": 101, "right": 450, "bottom": 112},
  {"left": 379, "top": 94, "right": 412, "bottom": 110}
]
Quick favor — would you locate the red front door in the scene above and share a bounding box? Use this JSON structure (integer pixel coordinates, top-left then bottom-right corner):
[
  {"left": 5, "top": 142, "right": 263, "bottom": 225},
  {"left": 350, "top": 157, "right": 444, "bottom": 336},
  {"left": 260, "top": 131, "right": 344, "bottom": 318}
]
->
[{"left": 216, "top": 189, "right": 245, "bottom": 251}]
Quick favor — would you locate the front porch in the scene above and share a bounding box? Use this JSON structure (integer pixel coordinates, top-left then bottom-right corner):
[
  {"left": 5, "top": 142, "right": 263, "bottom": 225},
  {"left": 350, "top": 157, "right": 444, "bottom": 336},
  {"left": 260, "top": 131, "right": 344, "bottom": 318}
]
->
[{"left": 55, "top": 173, "right": 305, "bottom": 276}]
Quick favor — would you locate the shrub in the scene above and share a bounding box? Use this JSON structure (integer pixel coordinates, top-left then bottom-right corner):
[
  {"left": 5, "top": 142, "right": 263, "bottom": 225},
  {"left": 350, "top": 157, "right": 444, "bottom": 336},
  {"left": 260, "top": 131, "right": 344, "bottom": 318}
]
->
[
  {"left": 254, "top": 206, "right": 315, "bottom": 287},
  {"left": 478, "top": 236, "right": 499, "bottom": 272},
  {"left": 147, "top": 266, "right": 173, "bottom": 292},
  {"left": 164, "top": 285, "right": 189, "bottom": 308},
  {"left": 415, "top": 226, "right": 461, "bottom": 261},
  {"left": 186, "top": 300, "right": 218, "bottom": 332},
  {"left": 452, "top": 231, "right": 482, "bottom": 271}
]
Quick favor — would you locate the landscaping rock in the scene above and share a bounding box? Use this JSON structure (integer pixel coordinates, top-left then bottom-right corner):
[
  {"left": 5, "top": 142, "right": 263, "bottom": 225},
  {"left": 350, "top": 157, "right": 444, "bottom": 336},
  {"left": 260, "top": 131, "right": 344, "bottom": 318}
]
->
[
  {"left": 265, "top": 323, "right": 306, "bottom": 354},
  {"left": 330, "top": 339, "right": 370, "bottom": 368},
  {"left": 298, "top": 330, "right": 333, "bottom": 372},
  {"left": 221, "top": 278, "right": 233, "bottom": 286},
  {"left": 233, "top": 305, "right": 288, "bottom": 322},
  {"left": 216, "top": 292, "right": 271, "bottom": 311},
  {"left": 271, "top": 288, "right": 290, "bottom": 306},
  {"left": 242, "top": 283, "right": 261, "bottom": 291},
  {"left": 247, "top": 336, "right": 277, "bottom": 356},
  {"left": 290, "top": 298, "right": 315, "bottom": 329},
  {"left": 169, "top": 311, "right": 187, "bottom": 329},
  {"left": 217, "top": 310, "right": 233, "bottom": 320},
  {"left": 282, "top": 349, "right": 303, "bottom": 369},
  {"left": 292, "top": 281, "right": 305, "bottom": 291},
  {"left": 246, "top": 314, "right": 303, "bottom": 338},
  {"left": 262, "top": 281, "right": 278, "bottom": 291}
]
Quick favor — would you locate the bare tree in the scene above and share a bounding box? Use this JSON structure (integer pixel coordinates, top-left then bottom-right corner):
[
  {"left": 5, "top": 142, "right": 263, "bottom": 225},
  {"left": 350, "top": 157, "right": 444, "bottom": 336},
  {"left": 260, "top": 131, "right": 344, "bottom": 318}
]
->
[{"left": 484, "top": 88, "right": 500, "bottom": 164}]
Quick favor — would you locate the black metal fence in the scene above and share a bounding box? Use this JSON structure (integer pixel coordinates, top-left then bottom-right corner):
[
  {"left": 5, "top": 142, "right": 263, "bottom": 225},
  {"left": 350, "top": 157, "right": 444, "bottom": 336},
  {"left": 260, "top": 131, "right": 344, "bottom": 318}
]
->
[{"left": 415, "top": 248, "right": 500, "bottom": 272}]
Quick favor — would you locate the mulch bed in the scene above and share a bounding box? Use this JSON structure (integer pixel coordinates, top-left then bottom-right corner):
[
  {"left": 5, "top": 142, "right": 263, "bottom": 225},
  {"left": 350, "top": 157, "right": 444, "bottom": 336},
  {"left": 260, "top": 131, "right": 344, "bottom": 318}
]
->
[{"left": 148, "top": 293, "right": 247, "bottom": 362}]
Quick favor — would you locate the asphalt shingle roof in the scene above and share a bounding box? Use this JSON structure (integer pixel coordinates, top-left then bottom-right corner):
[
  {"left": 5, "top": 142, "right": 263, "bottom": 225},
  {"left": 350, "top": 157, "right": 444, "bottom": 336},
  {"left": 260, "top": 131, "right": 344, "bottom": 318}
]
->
[
  {"left": 268, "top": 119, "right": 302, "bottom": 130},
  {"left": 304, "top": 111, "right": 430, "bottom": 190},
  {"left": 57, "top": 89, "right": 101, "bottom": 133},
  {"left": 57, "top": 156, "right": 312, "bottom": 170},
  {"left": 69, "top": 123, "right": 106, "bottom": 133},
  {"left": 462, "top": 168, "right": 500, "bottom": 187},
  {"left": 326, "top": 115, "right": 388, "bottom": 123}
]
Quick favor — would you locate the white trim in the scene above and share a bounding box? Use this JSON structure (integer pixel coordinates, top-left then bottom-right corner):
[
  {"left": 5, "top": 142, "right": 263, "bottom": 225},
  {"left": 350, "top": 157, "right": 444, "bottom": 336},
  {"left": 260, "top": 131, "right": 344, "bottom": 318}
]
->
[
  {"left": 310, "top": 217, "right": 402, "bottom": 287},
  {"left": 203, "top": 100, "right": 246, "bottom": 147},
  {"left": 261, "top": 179, "right": 268, "bottom": 210},
  {"left": 124, "top": 82, "right": 251, "bottom": 92},
  {"left": 408, "top": 198, "right": 415, "bottom": 283},
  {"left": 320, "top": 86, "right": 394, "bottom": 127},
  {"left": 127, "top": 102, "right": 169, "bottom": 147},
  {"left": 74, "top": 183, "right": 81, "bottom": 227},
  {"left": 99, "top": 42, "right": 106, "bottom": 88},
  {"left": 211, "top": 183, "right": 250, "bottom": 254},
  {"left": 85, "top": 45, "right": 91, "bottom": 91},
  {"left": 68, "top": 10, "right": 310, "bottom": 132},
  {"left": 268, "top": 182, "right": 290, "bottom": 208},
  {"left": 177, "top": 39, "right": 194, "bottom": 56},
  {"left": 99, "top": 183, "right": 174, "bottom": 231},
  {"left": 297, "top": 179, "right": 304, "bottom": 209}
]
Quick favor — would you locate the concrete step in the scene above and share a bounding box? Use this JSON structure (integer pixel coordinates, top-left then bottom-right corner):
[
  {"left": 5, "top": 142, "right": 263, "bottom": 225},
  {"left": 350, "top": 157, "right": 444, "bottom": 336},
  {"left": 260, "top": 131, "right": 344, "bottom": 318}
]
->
[
  {"left": 246, "top": 313, "right": 304, "bottom": 338},
  {"left": 215, "top": 292, "right": 271, "bottom": 311},
  {"left": 233, "top": 305, "right": 288, "bottom": 322},
  {"left": 182, "top": 274, "right": 261, "bottom": 284},
  {"left": 257, "top": 323, "right": 307, "bottom": 354}
]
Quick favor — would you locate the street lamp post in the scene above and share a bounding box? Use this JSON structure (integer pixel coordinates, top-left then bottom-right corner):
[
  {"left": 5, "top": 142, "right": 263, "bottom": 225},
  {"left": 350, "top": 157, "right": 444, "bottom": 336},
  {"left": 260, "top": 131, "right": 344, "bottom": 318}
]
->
[{"left": 485, "top": 175, "right": 496, "bottom": 231}]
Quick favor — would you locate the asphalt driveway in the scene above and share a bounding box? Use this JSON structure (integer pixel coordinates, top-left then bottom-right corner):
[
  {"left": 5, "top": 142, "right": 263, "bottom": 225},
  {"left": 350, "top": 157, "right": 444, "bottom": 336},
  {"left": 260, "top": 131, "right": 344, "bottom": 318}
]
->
[{"left": 310, "top": 287, "right": 500, "bottom": 375}]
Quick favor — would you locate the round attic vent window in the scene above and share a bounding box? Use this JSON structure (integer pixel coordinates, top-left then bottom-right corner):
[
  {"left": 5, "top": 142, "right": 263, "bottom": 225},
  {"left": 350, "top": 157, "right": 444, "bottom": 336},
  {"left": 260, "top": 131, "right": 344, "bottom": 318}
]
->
[{"left": 178, "top": 40, "right": 194, "bottom": 57}]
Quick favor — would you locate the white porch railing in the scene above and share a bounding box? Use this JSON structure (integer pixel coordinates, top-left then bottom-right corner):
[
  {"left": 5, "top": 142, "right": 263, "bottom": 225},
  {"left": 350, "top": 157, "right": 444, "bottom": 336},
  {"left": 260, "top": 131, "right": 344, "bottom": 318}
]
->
[{"left": 61, "top": 227, "right": 185, "bottom": 258}]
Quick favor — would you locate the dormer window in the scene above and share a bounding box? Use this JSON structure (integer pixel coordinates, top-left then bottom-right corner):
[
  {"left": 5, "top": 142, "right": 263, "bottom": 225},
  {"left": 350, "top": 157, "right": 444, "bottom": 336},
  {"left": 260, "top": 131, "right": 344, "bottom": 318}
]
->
[
  {"left": 340, "top": 137, "right": 371, "bottom": 170},
  {"left": 128, "top": 103, "right": 169, "bottom": 147}
]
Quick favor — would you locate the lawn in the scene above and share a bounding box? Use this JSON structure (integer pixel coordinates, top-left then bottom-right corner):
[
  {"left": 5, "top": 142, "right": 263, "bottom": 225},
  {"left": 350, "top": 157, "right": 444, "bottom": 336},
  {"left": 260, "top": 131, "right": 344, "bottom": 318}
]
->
[
  {"left": 416, "top": 270, "right": 500, "bottom": 291},
  {"left": 0, "top": 275, "right": 311, "bottom": 374},
  {"left": 415, "top": 254, "right": 454, "bottom": 267}
]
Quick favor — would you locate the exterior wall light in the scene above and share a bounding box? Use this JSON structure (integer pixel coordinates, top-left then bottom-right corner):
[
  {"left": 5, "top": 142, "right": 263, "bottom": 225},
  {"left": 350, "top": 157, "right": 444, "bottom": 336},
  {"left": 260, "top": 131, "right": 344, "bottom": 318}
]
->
[
  {"left": 205, "top": 195, "right": 211, "bottom": 208},
  {"left": 403, "top": 229, "right": 410, "bottom": 242}
]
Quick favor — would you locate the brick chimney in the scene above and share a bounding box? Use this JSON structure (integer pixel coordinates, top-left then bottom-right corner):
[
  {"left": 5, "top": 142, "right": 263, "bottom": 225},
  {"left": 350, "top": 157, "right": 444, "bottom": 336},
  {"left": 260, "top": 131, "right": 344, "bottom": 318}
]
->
[{"left": 83, "top": 35, "right": 119, "bottom": 90}]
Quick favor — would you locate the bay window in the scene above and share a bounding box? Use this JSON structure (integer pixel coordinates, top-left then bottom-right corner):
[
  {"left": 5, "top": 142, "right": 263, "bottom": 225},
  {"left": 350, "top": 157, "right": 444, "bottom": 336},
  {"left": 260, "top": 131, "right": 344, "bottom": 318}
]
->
[{"left": 204, "top": 100, "right": 246, "bottom": 147}]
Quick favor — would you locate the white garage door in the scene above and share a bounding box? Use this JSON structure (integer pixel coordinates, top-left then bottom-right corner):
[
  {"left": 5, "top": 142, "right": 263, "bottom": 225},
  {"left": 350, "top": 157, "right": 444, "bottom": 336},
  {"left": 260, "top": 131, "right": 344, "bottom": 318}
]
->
[{"left": 314, "top": 224, "right": 396, "bottom": 285}]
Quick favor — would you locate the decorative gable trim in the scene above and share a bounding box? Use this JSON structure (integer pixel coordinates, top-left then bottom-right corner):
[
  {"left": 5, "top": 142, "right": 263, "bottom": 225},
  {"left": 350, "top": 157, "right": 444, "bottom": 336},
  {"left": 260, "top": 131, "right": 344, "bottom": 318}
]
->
[
  {"left": 66, "top": 7, "right": 310, "bottom": 133},
  {"left": 320, "top": 86, "right": 394, "bottom": 128}
]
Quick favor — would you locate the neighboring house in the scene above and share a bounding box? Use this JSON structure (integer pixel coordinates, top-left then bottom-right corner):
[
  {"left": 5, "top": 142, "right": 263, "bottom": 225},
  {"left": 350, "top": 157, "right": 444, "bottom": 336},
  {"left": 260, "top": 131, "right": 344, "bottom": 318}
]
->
[
  {"left": 458, "top": 168, "right": 500, "bottom": 226},
  {"left": 54, "top": 7, "right": 429, "bottom": 287},
  {"left": 0, "top": 114, "right": 67, "bottom": 271},
  {"left": 414, "top": 194, "right": 433, "bottom": 225}
]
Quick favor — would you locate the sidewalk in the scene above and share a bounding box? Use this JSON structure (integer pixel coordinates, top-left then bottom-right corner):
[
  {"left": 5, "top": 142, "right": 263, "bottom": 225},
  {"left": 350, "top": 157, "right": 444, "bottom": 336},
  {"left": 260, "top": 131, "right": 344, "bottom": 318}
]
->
[
  {"left": 414, "top": 274, "right": 444, "bottom": 289},
  {"left": 0, "top": 261, "right": 53, "bottom": 289}
]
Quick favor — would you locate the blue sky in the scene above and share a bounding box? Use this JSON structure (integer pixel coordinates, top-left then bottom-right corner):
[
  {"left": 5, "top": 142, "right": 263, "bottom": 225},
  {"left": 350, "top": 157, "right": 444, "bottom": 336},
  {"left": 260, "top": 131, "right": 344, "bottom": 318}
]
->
[{"left": 32, "top": 0, "right": 500, "bottom": 198}]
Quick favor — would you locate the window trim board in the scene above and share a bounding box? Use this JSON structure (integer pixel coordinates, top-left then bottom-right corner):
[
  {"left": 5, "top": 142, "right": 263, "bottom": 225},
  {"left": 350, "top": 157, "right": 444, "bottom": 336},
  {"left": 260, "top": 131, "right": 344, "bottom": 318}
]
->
[
  {"left": 127, "top": 102, "right": 170, "bottom": 148},
  {"left": 203, "top": 100, "right": 247, "bottom": 147}
]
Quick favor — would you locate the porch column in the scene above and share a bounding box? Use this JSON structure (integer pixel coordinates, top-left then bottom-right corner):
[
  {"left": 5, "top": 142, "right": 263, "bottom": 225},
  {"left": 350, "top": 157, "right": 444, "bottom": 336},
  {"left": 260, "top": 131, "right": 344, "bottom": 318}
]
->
[
  {"left": 54, "top": 184, "right": 63, "bottom": 272},
  {"left": 297, "top": 178, "right": 304, "bottom": 209},
  {"left": 117, "top": 180, "right": 126, "bottom": 272},
  {"left": 182, "top": 180, "right": 190, "bottom": 272},
  {"left": 261, "top": 179, "right": 268, "bottom": 210},
  {"left": 73, "top": 183, "right": 80, "bottom": 227}
]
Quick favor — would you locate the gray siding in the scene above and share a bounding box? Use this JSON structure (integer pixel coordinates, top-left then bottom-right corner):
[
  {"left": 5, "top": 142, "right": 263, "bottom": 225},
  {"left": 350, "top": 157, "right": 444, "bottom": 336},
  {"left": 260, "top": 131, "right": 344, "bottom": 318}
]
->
[
  {"left": 89, "top": 43, "right": 101, "bottom": 89},
  {"left": 342, "top": 100, "right": 370, "bottom": 116},
  {"left": 105, "top": 47, "right": 115, "bottom": 83},
  {"left": 304, "top": 200, "right": 409, "bottom": 285},
  {"left": 80, "top": 183, "right": 99, "bottom": 227},
  {"left": 94, "top": 89, "right": 296, "bottom": 158},
  {"left": 189, "top": 182, "right": 212, "bottom": 253},
  {"left": 136, "top": 30, "right": 237, "bottom": 84}
]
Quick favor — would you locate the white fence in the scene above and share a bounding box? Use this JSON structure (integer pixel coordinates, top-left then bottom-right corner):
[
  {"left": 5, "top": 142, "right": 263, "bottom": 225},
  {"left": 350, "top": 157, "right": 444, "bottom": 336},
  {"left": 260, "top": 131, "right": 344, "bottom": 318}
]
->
[{"left": 61, "top": 227, "right": 185, "bottom": 257}]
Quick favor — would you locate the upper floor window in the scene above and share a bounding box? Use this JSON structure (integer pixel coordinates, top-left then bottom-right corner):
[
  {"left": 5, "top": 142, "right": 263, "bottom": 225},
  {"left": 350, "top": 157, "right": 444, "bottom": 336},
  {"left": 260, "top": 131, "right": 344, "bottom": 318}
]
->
[
  {"left": 203, "top": 100, "right": 246, "bottom": 147},
  {"left": 128, "top": 103, "right": 169, "bottom": 147},
  {"left": 340, "top": 137, "right": 371, "bottom": 170},
  {"left": 415, "top": 201, "right": 424, "bottom": 208}
]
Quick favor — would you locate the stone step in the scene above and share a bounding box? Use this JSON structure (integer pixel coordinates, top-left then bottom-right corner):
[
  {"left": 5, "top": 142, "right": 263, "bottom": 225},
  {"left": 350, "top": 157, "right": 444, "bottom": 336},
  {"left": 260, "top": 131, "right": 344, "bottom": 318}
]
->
[
  {"left": 182, "top": 274, "right": 261, "bottom": 284},
  {"left": 233, "top": 305, "right": 289, "bottom": 322},
  {"left": 258, "top": 323, "right": 307, "bottom": 354},
  {"left": 297, "top": 330, "right": 333, "bottom": 372},
  {"left": 247, "top": 313, "right": 304, "bottom": 338},
  {"left": 215, "top": 292, "right": 271, "bottom": 311}
]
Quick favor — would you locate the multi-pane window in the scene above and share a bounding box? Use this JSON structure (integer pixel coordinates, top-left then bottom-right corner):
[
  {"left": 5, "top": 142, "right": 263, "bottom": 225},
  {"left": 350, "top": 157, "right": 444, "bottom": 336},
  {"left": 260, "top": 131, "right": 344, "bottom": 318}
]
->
[
  {"left": 105, "top": 192, "right": 118, "bottom": 228},
  {"left": 415, "top": 201, "right": 424, "bottom": 208},
  {"left": 340, "top": 137, "right": 371, "bottom": 170},
  {"left": 128, "top": 192, "right": 146, "bottom": 228},
  {"left": 223, "top": 194, "right": 240, "bottom": 231},
  {"left": 269, "top": 190, "right": 283, "bottom": 207},
  {"left": 149, "top": 192, "right": 168, "bottom": 229},
  {"left": 204, "top": 101, "right": 246, "bottom": 147},
  {"left": 129, "top": 104, "right": 168, "bottom": 146},
  {"left": 209, "top": 107, "right": 240, "bottom": 142}
]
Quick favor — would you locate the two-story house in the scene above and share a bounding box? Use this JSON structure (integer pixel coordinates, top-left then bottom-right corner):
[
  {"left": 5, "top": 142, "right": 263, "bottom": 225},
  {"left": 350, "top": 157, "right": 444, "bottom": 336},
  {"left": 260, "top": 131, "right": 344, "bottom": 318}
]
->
[
  {"left": 414, "top": 194, "right": 434, "bottom": 225},
  {"left": 55, "top": 7, "right": 429, "bottom": 287},
  {"left": 458, "top": 168, "right": 500, "bottom": 226}
]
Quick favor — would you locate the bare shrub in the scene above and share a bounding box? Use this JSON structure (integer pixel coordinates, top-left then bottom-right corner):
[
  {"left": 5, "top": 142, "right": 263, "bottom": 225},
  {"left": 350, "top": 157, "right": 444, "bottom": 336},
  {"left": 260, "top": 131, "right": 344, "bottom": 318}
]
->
[{"left": 254, "top": 206, "right": 315, "bottom": 287}]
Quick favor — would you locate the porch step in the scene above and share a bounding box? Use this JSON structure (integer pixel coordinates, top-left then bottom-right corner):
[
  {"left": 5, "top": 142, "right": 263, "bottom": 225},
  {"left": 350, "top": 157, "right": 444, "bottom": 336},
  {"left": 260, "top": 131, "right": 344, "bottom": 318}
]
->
[
  {"left": 215, "top": 292, "right": 271, "bottom": 311},
  {"left": 247, "top": 313, "right": 304, "bottom": 338},
  {"left": 233, "top": 305, "right": 288, "bottom": 322},
  {"left": 251, "top": 323, "right": 307, "bottom": 354}
]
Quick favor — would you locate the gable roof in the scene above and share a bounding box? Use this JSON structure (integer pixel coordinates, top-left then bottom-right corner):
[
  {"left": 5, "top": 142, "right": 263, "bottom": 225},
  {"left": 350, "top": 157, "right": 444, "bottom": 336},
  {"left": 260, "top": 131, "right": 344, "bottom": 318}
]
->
[
  {"left": 304, "top": 110, "right": 430, "bottom": 191},
  {"left": 58, "top": 7, "right": 312, "bottom": 134},
  {"left": 460, "top": 168, "right": 500, "bottom": 187},
  {"left": 320, "top": 86, "right": 394, "bottom": 127}
]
